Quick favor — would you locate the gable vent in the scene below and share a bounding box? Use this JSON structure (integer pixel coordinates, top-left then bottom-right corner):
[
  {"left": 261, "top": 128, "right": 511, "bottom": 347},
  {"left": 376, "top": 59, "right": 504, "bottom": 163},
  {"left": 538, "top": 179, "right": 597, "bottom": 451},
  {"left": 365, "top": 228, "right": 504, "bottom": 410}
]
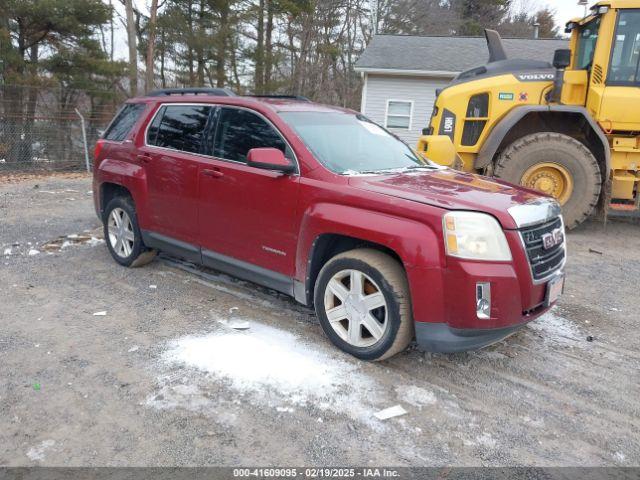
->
[{"left": 592, "top": 64, "right": 603, "bottom": 85}]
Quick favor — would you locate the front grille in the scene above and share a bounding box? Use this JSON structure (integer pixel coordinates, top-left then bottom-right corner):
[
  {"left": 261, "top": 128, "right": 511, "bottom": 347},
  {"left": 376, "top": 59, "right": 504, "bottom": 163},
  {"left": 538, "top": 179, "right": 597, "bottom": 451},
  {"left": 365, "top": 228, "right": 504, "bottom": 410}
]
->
[{"left": 519, "top": 217, "right": 565, "bottom": 282}]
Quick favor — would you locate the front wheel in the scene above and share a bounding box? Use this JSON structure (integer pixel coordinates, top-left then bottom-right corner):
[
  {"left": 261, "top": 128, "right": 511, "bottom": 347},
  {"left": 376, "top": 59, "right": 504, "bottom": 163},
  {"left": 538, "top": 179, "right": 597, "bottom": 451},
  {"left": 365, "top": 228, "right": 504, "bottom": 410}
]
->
[
  {"left": 314, "top": 249, "right": 414, "bottom": 361},
  {"left": 494, "top": 132, "right": 602, "bottom": 229}
]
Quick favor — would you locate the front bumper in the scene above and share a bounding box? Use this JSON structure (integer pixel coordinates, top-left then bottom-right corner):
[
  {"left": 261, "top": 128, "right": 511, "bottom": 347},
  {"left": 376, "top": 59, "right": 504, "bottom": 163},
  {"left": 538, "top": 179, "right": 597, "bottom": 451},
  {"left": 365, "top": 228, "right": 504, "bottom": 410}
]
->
[
  {"left": 414, "top": 314, "right": 540, "bottom": 353},
  {"left": 407, "top": 253, "right": 562, "bottom": 352}
]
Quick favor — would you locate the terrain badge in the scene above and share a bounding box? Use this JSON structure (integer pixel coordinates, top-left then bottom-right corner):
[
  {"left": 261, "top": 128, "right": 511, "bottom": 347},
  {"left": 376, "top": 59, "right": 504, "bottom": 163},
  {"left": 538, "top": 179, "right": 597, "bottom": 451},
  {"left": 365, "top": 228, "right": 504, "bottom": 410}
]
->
[{"left": 498, "top": 92, "right": 514, "bottom": 101}]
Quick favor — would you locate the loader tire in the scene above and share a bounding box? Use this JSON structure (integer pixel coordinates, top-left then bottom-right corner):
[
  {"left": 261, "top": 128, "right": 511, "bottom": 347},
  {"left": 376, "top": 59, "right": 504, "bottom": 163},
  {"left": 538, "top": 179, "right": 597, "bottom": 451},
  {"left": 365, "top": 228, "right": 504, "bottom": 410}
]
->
[{"left": 494, "top": 132, "right": 601, "bottom": 229}]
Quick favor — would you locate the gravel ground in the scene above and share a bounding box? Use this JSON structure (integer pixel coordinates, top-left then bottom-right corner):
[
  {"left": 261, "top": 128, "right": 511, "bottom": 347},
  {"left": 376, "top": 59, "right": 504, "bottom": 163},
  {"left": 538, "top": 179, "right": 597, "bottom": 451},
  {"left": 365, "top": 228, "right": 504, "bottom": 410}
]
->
[{"left": 0, "top": 174, "right": 639, "bottom": 467}]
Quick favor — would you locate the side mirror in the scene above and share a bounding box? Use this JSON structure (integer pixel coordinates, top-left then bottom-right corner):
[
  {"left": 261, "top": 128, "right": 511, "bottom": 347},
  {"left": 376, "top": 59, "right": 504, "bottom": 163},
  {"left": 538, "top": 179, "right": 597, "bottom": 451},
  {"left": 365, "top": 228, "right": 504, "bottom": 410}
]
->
[
  {"left": 246, "top": 147, "right": 295, "bottom": 174},
  {"left": 553, "top": 49, "right": 571, "bottom": 69}
]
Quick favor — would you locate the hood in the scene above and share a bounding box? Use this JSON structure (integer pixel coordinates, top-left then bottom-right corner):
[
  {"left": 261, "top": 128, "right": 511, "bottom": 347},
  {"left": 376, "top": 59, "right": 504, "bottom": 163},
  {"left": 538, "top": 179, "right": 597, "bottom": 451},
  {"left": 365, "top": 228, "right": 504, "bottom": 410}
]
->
[
  {"left": 450, "top": 59, "right": 554, "bottom": 87},
  {"left": 348, "top": 169, "right": 545, "bottom": 229}
]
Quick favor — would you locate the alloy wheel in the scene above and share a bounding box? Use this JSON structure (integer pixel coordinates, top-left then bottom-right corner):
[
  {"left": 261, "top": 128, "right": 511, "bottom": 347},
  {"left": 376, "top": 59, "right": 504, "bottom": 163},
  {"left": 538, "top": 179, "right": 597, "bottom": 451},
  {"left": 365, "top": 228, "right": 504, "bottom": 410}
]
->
[
  {"left": 107, "top": 207, "right": 135, "bottom": 258},
  {"left": 323, "top": 269, "right": 388, "bottom": 348}
]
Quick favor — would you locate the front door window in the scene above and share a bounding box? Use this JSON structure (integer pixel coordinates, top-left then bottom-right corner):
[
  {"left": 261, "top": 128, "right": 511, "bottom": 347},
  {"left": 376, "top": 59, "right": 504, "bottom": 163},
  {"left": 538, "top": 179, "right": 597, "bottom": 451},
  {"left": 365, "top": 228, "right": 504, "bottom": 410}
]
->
[
  {"left": 212, "top": 107, "right": 291, "bottom": 163},
  {"left": 576, "top": 17, "right": 601, "bottom": 70}
]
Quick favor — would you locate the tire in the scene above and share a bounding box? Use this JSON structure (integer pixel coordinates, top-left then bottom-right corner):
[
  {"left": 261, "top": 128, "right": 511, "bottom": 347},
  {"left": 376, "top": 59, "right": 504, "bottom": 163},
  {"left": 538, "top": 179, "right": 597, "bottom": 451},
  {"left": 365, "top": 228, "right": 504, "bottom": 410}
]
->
[
  {"left": 103, "top": 195, "right": 155, "bottom": 267},
  {"left": 314, "top": 248, "right": 414, "bottom": 361},
  {"left": 494, "top": 132, "right": 601, "bottom": 229}
]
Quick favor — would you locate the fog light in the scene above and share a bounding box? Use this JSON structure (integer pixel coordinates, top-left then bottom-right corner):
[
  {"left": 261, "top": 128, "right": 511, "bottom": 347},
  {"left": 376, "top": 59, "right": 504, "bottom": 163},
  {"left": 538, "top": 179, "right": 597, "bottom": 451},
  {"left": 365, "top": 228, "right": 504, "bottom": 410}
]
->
[{"left": 476, "top": 282, "right": 491, "bottom": 319}]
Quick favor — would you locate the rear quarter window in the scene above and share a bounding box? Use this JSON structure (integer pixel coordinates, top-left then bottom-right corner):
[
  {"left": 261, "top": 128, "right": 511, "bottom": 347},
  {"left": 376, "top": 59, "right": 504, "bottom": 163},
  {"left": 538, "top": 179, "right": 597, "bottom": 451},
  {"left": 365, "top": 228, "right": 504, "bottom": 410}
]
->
[{"left": 103, "top": 103, "right": 146, "bottom": 141}]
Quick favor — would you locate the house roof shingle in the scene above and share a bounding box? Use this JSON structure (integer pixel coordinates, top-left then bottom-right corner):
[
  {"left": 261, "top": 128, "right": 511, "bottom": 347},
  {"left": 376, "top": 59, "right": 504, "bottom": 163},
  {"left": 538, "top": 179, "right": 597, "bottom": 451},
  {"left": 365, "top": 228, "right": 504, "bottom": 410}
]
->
[{"left": 355, "top": 35, "right": 568, "bottom": 74}]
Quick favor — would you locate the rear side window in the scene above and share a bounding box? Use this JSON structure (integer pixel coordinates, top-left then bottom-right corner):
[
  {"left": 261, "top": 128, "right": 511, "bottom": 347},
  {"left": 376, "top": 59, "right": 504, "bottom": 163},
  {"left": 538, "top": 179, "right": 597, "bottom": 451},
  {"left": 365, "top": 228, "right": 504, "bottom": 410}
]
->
[
  {"left": 147, "top": 105, "right": 213, "bottom": 154},
  {"left": 104, "top": 103, "right": 145, "bottom": 141},
  {"left": 213, "top": 107, "right": 288, "bottom": 163}
]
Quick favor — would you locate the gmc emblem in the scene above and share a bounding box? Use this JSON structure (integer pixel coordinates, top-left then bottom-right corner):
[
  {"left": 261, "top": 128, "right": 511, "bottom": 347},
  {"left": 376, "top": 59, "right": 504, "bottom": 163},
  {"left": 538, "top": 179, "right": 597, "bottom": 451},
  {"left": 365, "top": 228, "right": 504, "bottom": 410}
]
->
[{"left": 542, "top": 228, "right": 564, "bottom": 250}]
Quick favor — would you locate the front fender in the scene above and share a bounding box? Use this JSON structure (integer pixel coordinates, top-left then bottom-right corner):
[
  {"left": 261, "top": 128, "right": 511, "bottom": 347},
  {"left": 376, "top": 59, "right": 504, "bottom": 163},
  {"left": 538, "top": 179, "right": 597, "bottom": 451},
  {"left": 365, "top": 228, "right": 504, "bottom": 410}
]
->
[
  {"left": 294, "top": 203, "right": 445, "bottom": 319},
  {"left": 295, "top": 202, "right": 443, "bottom": 286}
]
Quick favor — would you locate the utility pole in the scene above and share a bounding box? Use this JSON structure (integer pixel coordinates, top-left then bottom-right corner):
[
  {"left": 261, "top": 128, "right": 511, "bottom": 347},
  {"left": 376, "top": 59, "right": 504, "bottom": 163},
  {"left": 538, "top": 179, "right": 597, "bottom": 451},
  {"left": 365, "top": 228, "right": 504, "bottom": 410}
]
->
[{"left": 578, "top": 0, "right": 589, "bottom": 17}]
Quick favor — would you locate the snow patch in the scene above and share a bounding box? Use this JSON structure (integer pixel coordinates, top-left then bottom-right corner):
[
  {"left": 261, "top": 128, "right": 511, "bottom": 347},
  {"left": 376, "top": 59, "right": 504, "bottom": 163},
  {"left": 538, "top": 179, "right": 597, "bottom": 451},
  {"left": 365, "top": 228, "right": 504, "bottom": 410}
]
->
[
  {"left": 395, "top": 385, "right": 437, "bottom": 408},
  {"left": 463, "top": 432, "right": 497, "bottom": 449},
  {"left": 28, "top": 249, "right": 40, "bottom": 256},
  {"left": 151, "top": 322, "right": 380, "bottom": 426},
  {"left": 614, "top": 451, "right": 627, "bottom": 462},
  {"left": 476, "top": 432, "right": 497, "bottom": 448},
  {"left": 528, "top": 310, "right": 585, "bottom": 348},
  {"left": 521, "top": 415, "right": 544, "bottom": 428},
  {"left": 149, "top": 384, "right": 211, "bottom": 410},
  {"left": 86, "top": 237, "right": 105, "bottom": 247},
  {"left": 26, "top": 440, "right": 55, "bottom": 462}
]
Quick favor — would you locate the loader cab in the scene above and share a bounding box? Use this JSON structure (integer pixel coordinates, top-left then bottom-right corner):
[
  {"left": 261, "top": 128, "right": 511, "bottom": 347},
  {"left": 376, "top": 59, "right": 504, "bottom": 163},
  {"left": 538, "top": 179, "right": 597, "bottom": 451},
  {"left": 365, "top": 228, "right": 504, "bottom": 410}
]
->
[{"left": 568, "top": 3, "right": 640, "bottom": 131}]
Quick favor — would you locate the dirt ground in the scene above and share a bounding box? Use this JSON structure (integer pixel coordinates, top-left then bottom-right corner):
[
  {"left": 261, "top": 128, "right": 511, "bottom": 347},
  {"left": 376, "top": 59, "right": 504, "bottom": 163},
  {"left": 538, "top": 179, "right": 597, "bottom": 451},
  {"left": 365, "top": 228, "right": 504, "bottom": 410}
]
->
[{"left": 1, "top": 174, "right": 639, "bottom": 467}]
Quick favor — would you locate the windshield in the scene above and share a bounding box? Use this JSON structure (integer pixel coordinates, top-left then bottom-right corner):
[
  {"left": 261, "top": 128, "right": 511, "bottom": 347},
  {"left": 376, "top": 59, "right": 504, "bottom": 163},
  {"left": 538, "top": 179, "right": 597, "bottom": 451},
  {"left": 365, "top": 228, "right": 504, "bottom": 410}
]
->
[
  {"left": 576, "top": 16, "right": 601, "bottom": 70},
  {"left": 279, "top": 111, "right": 429, "bottom": 174}
]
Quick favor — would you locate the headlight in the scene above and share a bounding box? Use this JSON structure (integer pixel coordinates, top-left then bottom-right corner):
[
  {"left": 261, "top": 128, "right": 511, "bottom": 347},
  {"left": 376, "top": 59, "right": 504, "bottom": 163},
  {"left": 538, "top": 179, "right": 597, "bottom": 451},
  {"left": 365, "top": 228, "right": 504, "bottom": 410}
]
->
[{"left": 443, "top": 211, "right": 512, "bottom": 261}]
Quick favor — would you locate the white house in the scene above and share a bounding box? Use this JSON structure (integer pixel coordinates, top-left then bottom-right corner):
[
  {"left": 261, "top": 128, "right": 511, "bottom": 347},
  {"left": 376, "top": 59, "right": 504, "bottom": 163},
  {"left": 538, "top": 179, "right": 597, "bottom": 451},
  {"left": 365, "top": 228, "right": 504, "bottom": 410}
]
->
[{"left": 355, "top": 35, "right": 567, "bottom": 145}]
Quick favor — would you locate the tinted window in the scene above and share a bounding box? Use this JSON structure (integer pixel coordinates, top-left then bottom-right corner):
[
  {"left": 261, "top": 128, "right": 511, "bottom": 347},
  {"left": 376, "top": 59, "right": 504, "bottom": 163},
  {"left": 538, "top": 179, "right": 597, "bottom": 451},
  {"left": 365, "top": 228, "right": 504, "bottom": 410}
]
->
[
  {"left": 104, "top": 103, "right": 145, "bottom": 141},
  {"left": 609, "top": 10, "right": 640, "bottom": 84},
  {"left": 213, "top": 107, "right": 287, "bottom": 163},
  {"left": 148, "top": 105, "right": 212, "bottom": 154}
]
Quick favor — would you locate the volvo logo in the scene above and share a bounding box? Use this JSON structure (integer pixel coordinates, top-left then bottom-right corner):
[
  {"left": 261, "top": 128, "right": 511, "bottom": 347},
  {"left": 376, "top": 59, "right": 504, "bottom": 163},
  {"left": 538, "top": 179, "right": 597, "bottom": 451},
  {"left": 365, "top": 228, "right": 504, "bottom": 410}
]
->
[
  {"left": 542, "top": 228, "right": 564, "bottom": 250},
  {"left": 516, "top": 72, "right": 556, "bottom": 82}
]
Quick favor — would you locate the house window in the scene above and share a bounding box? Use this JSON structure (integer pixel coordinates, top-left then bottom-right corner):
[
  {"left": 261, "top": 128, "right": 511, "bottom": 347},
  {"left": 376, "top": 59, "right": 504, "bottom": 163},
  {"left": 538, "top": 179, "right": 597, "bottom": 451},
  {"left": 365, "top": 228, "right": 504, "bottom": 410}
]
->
[{"left": 385, "top": 100, "right": 413, "bottom": 129}]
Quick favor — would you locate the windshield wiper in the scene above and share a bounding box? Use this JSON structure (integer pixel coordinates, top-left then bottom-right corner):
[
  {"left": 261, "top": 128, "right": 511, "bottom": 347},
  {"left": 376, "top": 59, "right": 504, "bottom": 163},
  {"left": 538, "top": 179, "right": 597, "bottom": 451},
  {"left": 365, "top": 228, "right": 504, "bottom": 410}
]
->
[
  {"left": 351, "top": 167, "right": 406, "bottom": 174},
  {"left": 403, "top": 164, "right": 438, "bottom": 171},
  {"left": 343, "top": 165, "right": 437, "bottom": 175}
]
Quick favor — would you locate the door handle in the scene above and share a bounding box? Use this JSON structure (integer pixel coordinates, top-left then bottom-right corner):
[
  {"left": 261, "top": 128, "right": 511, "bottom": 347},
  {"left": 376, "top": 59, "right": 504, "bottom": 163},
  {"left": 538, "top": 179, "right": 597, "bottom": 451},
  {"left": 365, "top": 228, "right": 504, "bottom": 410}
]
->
[
  {"left": 137, "top": 154, "right": 152, "bottom": 164},
  {"left": 202, "top": 168, "right": 224, "bottom": 178}
]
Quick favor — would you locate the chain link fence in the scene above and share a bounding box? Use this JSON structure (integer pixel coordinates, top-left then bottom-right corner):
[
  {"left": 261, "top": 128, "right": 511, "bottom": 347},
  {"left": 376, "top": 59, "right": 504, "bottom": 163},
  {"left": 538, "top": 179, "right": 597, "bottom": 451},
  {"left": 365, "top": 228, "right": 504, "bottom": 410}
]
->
[{"left": 0, "top": 85, "right": 124, "bottom": 173}]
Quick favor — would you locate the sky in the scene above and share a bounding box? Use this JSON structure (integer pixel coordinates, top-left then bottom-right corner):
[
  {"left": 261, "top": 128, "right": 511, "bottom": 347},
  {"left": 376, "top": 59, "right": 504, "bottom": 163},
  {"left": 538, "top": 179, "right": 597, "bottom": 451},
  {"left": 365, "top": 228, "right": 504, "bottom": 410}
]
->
[
  {"left": 107, "top": 0, "right": 593, "bottom": 62},
  {"left": 539, "top": 0, "right": 591, "bottom": 24}
]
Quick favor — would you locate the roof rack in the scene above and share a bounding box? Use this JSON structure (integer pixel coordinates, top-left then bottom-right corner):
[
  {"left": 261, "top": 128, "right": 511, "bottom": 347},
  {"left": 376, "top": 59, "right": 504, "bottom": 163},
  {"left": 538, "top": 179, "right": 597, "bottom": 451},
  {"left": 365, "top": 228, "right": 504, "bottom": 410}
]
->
[
  {"left": 247, "top": 94, "right": 311, "bottom": 102},
  {"left": 146, "top": 87, "right": 236, "bottom": 97}
]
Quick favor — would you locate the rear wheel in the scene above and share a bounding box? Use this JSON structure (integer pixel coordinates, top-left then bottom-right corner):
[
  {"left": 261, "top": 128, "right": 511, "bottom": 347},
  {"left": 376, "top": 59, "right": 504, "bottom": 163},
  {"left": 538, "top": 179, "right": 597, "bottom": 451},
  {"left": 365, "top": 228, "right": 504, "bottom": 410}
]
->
[
  {"left": 103, "top": 196, "right": 155, "bottom": 267},
  {"left": 314, "top": 249, "right": 414, "bottom": 361},
  {"left": 494, "top": 132, "right": 601, "bottom": 229}
]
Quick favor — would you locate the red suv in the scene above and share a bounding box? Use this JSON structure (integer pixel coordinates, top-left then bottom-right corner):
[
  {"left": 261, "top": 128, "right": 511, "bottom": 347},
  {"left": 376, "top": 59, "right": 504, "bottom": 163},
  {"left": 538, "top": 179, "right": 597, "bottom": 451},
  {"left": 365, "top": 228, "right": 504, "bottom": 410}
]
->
[{"left": 93, "top": 88, "right": 566, "bottom": 360}]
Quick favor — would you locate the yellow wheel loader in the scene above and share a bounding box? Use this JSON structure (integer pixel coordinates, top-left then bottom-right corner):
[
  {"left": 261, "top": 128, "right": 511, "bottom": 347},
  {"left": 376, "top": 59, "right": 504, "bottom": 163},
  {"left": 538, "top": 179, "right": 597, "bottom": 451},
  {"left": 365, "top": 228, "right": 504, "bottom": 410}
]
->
[{"left": 418, "top": 0, "right": 640, "bottom": 228}]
